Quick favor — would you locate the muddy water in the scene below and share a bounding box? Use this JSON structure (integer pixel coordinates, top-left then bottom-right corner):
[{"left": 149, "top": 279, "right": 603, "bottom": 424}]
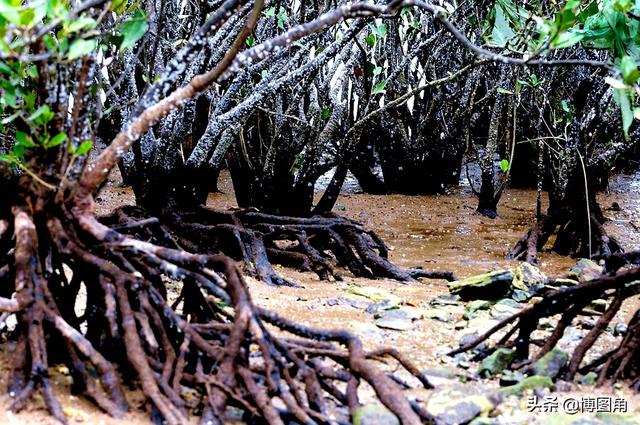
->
[{"left": 3, "top": 171, "right": 639, "bottom": 423}]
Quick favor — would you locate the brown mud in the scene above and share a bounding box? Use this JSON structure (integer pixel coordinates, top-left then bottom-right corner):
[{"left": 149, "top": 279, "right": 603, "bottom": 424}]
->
[{"left": 2, "top": 171, "right": 639, "bottom": 424}]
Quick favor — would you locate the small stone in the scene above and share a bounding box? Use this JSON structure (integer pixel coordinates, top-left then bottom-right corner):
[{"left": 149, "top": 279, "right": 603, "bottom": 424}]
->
[
  {"left": 538, "top": 318, "right": 557, "bottom": 330},
  {"left": 532, "top": 348, "right": 569, "bottom": 378},
  {"left": 448, "top": 270, "right": 514, "bottom": 300},
  {"left": 499, "top": 375, "right": 554, "bottom": 397},
  {"left": 499, "top": 369, "right": 524, "bottom": 386},
  {"left": 548, "top": 278, "right": 580, "bottom": 287},
  {"left": 579, "top": 372, "right": 597, "bottom": 385},
  {"left": 459, "top": 332, "right": 480, "bottom": 348},
  {"left": 570, "top": 259, "right": 603, "bottom": 282},
  {"left": 426, "top": 384, "right": 500, "bottom": 425},
  {"left": 595, "top": 412, "right": 640, "bottom": 425},
  {"left": 374, "top": 309, "right": 414, "bottom": 331},
  {"left": 464, "top": 300, "right": 491, "bottom": 320},
  {"left": 490, "top": 298, "right": 521, "bottom": 319},
  {"left": 423, "top": 307, "right": 455, "bottom": 323},
  {"left": 478, "top": 348, "right": 516, "bottom": 378},
  {"left": 529, "top": 296, "right": 544, "bottom": 304},
  {"left": 578, "top": 318, "right": 596, "bottom": 330},
  {"left": 430, "top": 294, "right": 462, "bottom": 306},
  {"left": 352, "top": 404, "right": 399, "bottom": 425},
  {"left": 512, "top": 262, "right": 546, "bottom": 290},
  {"left": 614, "top": 323, "right": 628, "bottom": 336},
  {"left": 589, "top": 299, "right": 609, "bottom": 313}
]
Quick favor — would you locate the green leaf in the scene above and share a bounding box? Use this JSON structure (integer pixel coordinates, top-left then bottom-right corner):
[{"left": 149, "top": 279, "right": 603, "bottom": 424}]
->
[
  {"left": 66, "top": 17, "right": 96, "bottom": 33},
  {"left": 245, "top": 35, "right": 254, "bottom": 47},
  {"left": 500, "top": 159, "right": 510, "bottom": 173},
  {"left": 111, "top": 0, "right": 127, "bottom": 14},
  {"left": 119, "top": 11, "right": 148, "bottom": 50},
  {"left": 0, "top": 112, "right": 18, "bottom": 124},
  {"left": 28, "top": 104, "right": 50, "bottom": 122},
  {"left": 0, "top": 0, "right": 22, "bottom": 25},
  {"left": 0, "top": 153, "right": 16, "bottom": 163},
  {"left": 67, "top": 38, "right": 96, "bottom": 60},
  {"left": 373, "top": 66, "right": 382, "bottom": 77},
  {"left": 263, "top": 6, "right": 275, "bottom": 17},
  {"left": 620, "top": 55, "right": 640, "bottom": 85},
  {"left": 374, "top": 23, "right": 387, "bottom": 38},
  {"left": 75, "top": 140, "right": 93, "bottom": 156},
  {"left": 613, "top": 88, "right": 634, "bottom": 137},
  {"left": 371, "top": 80, "right": 387, "bottom": 95},
  {"left": 486, "top": 1, "right": 516, "bottom": 47},
  {"left": 16, "top": 131, "right": 36, "bottom": 148},
  {"left": 47, "top": 132, "right": 67, "bottom": 148},
  {"left": 322, "top": 106, "right": 330, "bottom": 120},
  {"left": 365, "top": 33, "right": 376, "bottom": 48},
  {"left": 552, "top": 30, "right": 583, "bottom": 48},
  {"left": 496, "top": 87, "right": 513, "bottom": 94}
]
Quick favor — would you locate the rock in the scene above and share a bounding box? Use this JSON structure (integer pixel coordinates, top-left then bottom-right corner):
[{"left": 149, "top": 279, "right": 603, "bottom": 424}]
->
[
  {"left": 422, "top": 307, "right": 455, "bottom": 323},
  {"left": 529, "top": 296, "right": 543, "bottom": 304},
  {"left": 344, "top": 285, "right": 401, "bottom": 304},
  {"left": 468, "top": 419, "right": 497, "bottom": 425},
  {"left": 589, "top": 299, "right": 608, "bottom": 313},
  {"left": 422, "top": 367, "right": 459, "bottom": 387},
  {"left": 463, "top": 300, "right": 492, "bottom": 320},
  {"left": 549, "top": 278, "right": 580, "bottom": 287},
  {"left": 595, "top": 412, "right": 640, "bottom": 425},
  {"left": 570, "top": 259, "right": 603, "bottom": 282},
  {"left": 374, "top": 309, "right": 415, "bottom": 331},
  {"left": 466, "top": 317, "right": 500, "bottom": 334},
  {"left": 490, "top": 298, "right": 522, "bottom": 319},
  {"left": 325, "top": 297, "right": 369, "bottom": 309},
  {"left": 499, "top": 369, "right": 524, "bottom": 386},
  {"left": 430, "top": 294, "right": 462, "bottom": 306},
  {"left": 479, "top": 348, "right": 516, "bottom": 378},
  {"left": 578, "top": 318, "right": 596, "bottom": 330},
  {"left": 459, "top": 332, "right": 481, "bottom": 349},
  {"left": 560, "top": 326, "right": 583, "bottom": 343},
  {"left": 426, "top": 384, "right": 500, "bottom": 425},
  {"left": 512, "top": 262, "right": 547, "bottom": 290},
  {"left": 499, "top": 375, "right": 554, "bottom": 396},
  {"left": 352, "top": 404, "right": 399, "bottom": 425},
  {"left": 542, "top": 413, "right": 604, "bottom": 424},
  {"left": 538, "top": 318, "right": 557, "bottom": 330},
  {"left": 510, "top": 289, "right": 531, "bottom": 302},
  {"left": 367, "top": 300, "right": 400, "bottom": 315},
  {"left": 448, "top": 270, "right": 514, "bottom": 300},
  {"left": 532, "top": 348, "right": 568, "bottom": 378},
  {"left": 579, "top": 371, "right": 597, "bottom": 385},
  {"left": 614, "top": 323, "right": 628, "bottom": 336}
]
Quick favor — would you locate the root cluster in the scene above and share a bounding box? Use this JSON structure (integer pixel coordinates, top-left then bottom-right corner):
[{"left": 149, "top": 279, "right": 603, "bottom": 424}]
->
[
  {"left": 102, "top": 205, "right": 454, "bottom": 285},
  {"left": 451, "top": 254, "right": 640, "bottom": 390},
  {"left": 508, "top": 207, "right": 622, "bottom": 264},
  {"left": 0, "top": 203, "right": 435, "bottom": 424}
]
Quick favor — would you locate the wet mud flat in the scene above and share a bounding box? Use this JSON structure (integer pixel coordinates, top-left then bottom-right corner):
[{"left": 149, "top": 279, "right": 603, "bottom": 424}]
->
[{"left": 1, "top": 171, "right": 639, "bottom": 424}]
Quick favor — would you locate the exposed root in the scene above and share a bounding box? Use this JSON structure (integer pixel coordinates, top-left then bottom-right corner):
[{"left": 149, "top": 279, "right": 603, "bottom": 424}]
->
[
  {"left": 101, "top": 205, "right": 455, "bottom": 285},
  {"left": 449, "top": 259, "right": 640, "bottom": 389},
  {"left": 0, "top": 202, "right": 436, "bottom": 424},
  {"left": 508, "top": 207, "right": 622, "bottom": 264}
]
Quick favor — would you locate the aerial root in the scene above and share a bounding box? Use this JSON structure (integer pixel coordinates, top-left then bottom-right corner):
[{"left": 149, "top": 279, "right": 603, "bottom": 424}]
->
[
  {"left": 508, "top": 208, "right": 622, "bottom": 264},
  {"left": 0, "top": 206, "right": 436, "bottom": 424},
  {"left": 450, "top": 261, "right": 640, "bottom": 389},
  {"left": 101, "top": 205, "right": 455, "bottom": 285}
]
